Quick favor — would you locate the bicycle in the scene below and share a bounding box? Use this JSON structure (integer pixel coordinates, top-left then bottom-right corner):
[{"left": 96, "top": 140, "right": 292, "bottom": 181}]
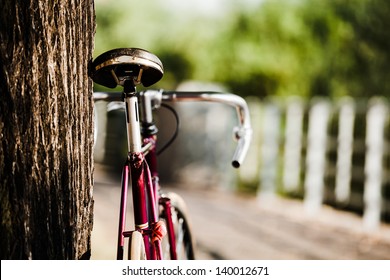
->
[{"left": 91, "top": 48, "right": 252, "bottom": 260}]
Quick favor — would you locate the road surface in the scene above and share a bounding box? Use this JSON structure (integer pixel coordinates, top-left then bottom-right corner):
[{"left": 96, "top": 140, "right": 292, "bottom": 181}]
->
[{"left": 91, "top": 167, "right": 390, "bottom": 260}]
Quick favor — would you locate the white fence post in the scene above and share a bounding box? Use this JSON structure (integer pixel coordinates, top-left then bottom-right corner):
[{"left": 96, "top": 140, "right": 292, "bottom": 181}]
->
[
  {"left": 282, "top": 97, "right": 304, "bottom": 193},
  {"left": 363, "top": 98, "right": 388, "bottom": 231},
  {"left": 335, "top": 98, "right": 355, "bottom": 203},
  {"left": 304, "top": 100, "right": 331, "bottom": 214},
  {"left": 257, "top": 101, "right": 281, "bottom": 201}
]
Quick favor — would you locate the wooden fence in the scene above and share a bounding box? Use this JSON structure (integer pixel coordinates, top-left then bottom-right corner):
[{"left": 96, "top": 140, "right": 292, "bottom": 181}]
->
[{"left": 240, "top": 96, "right": 390, "bottom": 231}]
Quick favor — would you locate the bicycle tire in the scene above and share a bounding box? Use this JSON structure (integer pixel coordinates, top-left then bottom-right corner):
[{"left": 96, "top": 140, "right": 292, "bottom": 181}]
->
[
  {"left": 128, "top": 231, "right": 147, "bottom": 260},
  {"left": 160, "top": 192, "right": 195, "bottom": 260}
]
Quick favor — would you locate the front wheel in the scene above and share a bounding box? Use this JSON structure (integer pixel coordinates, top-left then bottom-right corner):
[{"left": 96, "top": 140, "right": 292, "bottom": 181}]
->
[
  {"left": 128, "top": 231, "right": 147, "bottom": 260},
  {"left": 160, "top": 192, "right": 195, "bottom": 260}
]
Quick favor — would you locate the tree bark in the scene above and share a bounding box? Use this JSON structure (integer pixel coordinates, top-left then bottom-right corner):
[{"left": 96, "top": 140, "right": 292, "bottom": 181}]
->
[{"left": 0, "top": 0, "right": 95, "bottom": 259}]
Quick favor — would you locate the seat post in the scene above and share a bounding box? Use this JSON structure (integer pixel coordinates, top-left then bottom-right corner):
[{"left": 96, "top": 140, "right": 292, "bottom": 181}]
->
[{"left": 123, "top": 80, "right": 142, "bottom": 154}]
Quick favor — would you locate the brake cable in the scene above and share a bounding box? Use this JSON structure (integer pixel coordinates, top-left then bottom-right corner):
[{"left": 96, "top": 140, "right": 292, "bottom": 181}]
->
[{"left": 157, "top": 103, "right": 180, "bottom": 155}]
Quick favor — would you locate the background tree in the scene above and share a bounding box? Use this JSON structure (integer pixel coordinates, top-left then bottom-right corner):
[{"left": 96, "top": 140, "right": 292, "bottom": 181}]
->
[
  {"left": 93, "top": 0, "right": 390, "bottom": 99},
  {"left": 0, "top": 0, "right": 95, "bottom": 259}
]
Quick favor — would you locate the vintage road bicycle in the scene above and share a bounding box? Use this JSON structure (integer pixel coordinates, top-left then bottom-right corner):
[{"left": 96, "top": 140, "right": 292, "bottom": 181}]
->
[{"left": 91, "top": 48, "right": 252, "bottom": 260}]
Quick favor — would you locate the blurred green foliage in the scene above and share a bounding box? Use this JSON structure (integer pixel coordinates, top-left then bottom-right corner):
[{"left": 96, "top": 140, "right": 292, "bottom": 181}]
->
[{"left": 94, "top": 0, "right": 390, "bottom": 99}]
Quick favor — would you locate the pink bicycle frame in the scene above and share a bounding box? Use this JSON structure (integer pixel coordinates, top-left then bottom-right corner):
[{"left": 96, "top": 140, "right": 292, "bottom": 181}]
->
[
  {"left": 116, "top": 88, "right": 177, "bottom": 260},
  {"left": 93, "top": 87, "right": 252, "bottom": 260}
]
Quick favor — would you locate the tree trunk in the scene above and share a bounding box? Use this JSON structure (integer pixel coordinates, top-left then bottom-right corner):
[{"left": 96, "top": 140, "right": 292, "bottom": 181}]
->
[{"left": 0, "top": 0, "right": 95, "bottom": 259}]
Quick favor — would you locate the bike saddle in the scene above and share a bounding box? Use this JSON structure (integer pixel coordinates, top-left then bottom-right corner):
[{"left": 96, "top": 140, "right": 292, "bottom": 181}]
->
[{"left": 91, "top": 48, "right": 164, "bottom": 88}]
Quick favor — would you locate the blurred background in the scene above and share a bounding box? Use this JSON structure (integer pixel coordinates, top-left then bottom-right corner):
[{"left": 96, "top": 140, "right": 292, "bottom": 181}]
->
[{"left": 92, "top": 0, "right": 390, "bottom": 259}]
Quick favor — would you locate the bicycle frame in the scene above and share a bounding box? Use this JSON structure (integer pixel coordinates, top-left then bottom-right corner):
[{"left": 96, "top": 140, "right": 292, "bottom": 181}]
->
[
  {"left": 94, "top": 88, "right": 252, "bottom": 260},
  {"left": 116, "top": 86, "right": 166, "bottom": 260},
  {"left": 117, "top": 137, "right": 162, "bottom": 260}
]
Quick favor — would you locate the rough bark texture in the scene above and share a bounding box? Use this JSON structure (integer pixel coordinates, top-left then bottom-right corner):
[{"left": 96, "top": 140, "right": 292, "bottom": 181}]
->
[{"left": 0, "top": 0, "right": 95, "bottom": 259}]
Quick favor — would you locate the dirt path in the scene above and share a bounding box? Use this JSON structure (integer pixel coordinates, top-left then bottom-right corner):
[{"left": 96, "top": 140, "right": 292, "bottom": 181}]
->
[
  {"left": 174, "top": 188, "right": 390, "bottom": 260},
  {"left": 91, "top": 169, "right": 390, "bottom": 260}
]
